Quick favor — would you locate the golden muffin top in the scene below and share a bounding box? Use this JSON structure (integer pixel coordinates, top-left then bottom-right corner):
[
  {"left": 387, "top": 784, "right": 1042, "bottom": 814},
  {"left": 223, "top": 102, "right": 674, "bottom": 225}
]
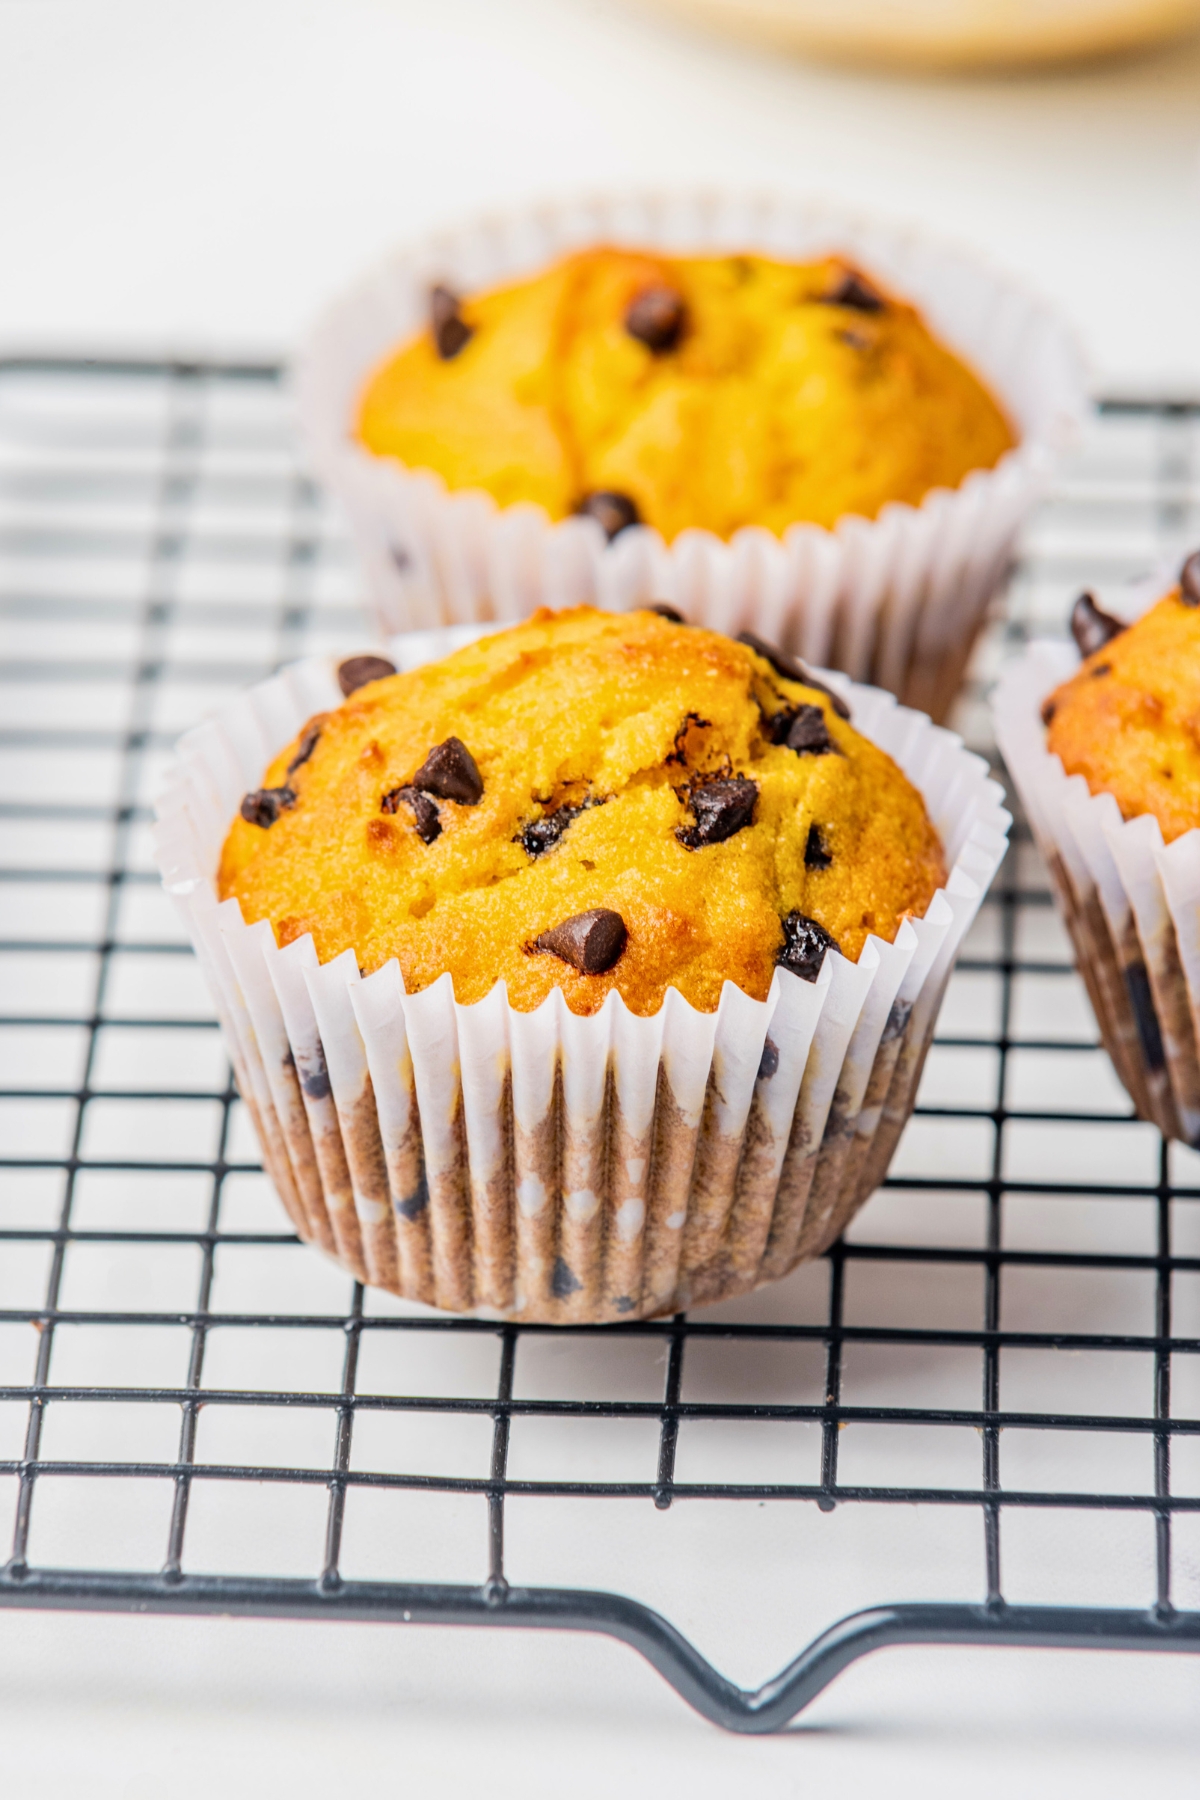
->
[
  {"left": 1044, "top": 555, "right": 1200, "bottom": 844},
  {"left": 356, "top": 247, "right": 1015, "bottom": 543},
  {"left": 218, "top": 608, "right": 947, "bottom": 1016}
]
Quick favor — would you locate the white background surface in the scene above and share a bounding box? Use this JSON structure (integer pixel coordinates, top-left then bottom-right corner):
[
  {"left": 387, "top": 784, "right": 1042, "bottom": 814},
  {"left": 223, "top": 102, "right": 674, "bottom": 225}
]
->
[
  {"left": 3, "top": 1, "right": 1200, "bottom": 1793},
  {"left": 0, "top": 0, "right": 1199, "bottom": 389}
]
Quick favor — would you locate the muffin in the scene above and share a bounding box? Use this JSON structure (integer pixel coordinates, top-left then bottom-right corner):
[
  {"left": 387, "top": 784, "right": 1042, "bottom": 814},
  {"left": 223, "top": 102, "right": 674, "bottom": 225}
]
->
[
  {"left": 157, "top": 610, "right": 1010, "bottom": 1322},
  {"left": 995, "top": 552, "right": 1200, "bottom": 1145},
  {"left": 1043, "top": 572, "right": 1200, "bottom": 844},
  {"left": 356, "top": 248, "right": 1015, "bottom": 543},
  {"left": 297, "top": 192, "right": 1084, "bottom": 721},
  {"left": 219, "top": 607, "right": 947, "bottom": 1019}
]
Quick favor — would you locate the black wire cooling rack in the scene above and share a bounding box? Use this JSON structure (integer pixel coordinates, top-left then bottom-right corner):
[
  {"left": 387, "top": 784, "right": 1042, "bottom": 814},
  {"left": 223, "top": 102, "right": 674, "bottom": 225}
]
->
[{"left": 1, "top": 356, "right": 1199, "bottom": 1732}]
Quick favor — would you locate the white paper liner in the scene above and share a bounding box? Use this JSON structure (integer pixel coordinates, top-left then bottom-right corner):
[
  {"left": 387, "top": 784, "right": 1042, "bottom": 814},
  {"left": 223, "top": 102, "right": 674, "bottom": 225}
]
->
[
  {"left": 296, "top": 191, "right": 1085, "bottom": 722},
  {"left": 155, "top": 625, "right": 1010, "bottom": 1321},
  {"left": 995, "top": 627, "right": 1200, "bottom": 1146}
]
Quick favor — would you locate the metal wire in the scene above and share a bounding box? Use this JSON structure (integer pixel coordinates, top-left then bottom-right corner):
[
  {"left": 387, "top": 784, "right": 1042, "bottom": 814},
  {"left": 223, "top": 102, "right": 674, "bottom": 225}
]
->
[{"left": 1, "top": 357, "right": 1199, "bottom": 1728}]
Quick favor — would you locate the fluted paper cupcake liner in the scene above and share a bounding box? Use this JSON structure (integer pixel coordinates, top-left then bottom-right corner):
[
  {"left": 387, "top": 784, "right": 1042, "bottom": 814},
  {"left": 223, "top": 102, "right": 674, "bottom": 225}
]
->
[
  {"left": 155, "top": 625, "right": 1010, "bottom": 1321},
  {"left": 296, "top": 190, "right": 1085, "bottom": 722},
  {"left": 995, "top": 634, "right": 1200, "bottom": 1147}
]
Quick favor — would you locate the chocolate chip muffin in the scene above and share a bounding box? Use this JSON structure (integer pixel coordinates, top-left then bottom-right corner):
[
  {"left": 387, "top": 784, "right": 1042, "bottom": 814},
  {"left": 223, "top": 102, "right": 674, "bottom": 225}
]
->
[
  {"left": 355, "top": 247, "right": 1015, "bottom": 543},
  {"left": 1043, "top": 552, "right": 1200, "bottom": 842},
  {"left": 218, "top": 607, "right": 946, "bottom": 1015}
]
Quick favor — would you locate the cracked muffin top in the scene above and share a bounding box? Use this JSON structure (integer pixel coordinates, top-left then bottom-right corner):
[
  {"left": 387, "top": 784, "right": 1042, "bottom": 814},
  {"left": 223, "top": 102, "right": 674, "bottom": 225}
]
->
[
  {"left": 355, "top": 246, "right": 1015, "bottom": 543},
  {"left": 217, "top": 607, "right": 946, "bottom": 1016},
  {"left": 1043, "top": 554, "right": 1200, "bottom": 844}
]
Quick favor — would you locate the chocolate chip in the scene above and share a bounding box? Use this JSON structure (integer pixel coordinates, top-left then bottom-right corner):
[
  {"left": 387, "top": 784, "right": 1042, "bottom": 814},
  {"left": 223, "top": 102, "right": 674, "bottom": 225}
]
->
[
  {"left": 535, "top": 908, "right": 628, "bottom": 974},
  {"left": 240, "top": 786, "right": 296, "bottom": 828},
  {"left": 805, "top": 824, "right": 832, "bottom": 870},
  {"left": 676, "top": 776, "right": 758, "bottom": 849},
  {"left": 777, "top": 911, "right": 839, "bottom": 982},
  {"left": 396, "top": 1172, "right": 429, "bottom": 1221},
  {"left": 1181, "top": 550, "right": 1200, "bottom": 607},
  {"left": 1125, "top": 961, "right": 1165, "bottom": 1069},
  {"left": 625, "top": 284, "right": 686, "bottom": 352},
  {"left": 820, "top": 269, "right": 885, "bottom": 313},
  {"left": 1070, "top": 592, "right": 1126, "bottom": 659},
  {"left": 1090, "top": 662, "right": 1112, "bottom": 679},
  {"left": 521, "top": 803, "right": 584, "bottom": 858},
  {"left": 578, "top": 490, "right": 640, "bottom": 541},
  {"left": 550, "top": 1256, "right": 583, "bottom": 1299},
  {"left": 1041, "top": 698, "right": 1057, "bottom": 726},
  {"left": 381, "top": 785, "right": 441, "bottom": 843},
  {"left": 337, "top": 654, "right": 396, "bottom": 697},
  {"left": 641, "top": 602, "right": 686, "bottom": 622},
  {"left": 430, "top": 284, "right": 473, "bottom": 360},
  {"left": 297, "top": 1046, "right": 331, "bottom": 1101},
  {"left": 757, "top": 1037, "right": 780, "bottom": 1081},
  {"left": 413, "top": 736, "right": 483, "bottom": 805},
  {"left": 736, "top": 631, "right": 851, "bottom": 719},
  {"left": 771, "top": 703, "right": 834, "bottom": 754},
  {"left": 286, "top": 716, "right": 326, "bottom": 776}
]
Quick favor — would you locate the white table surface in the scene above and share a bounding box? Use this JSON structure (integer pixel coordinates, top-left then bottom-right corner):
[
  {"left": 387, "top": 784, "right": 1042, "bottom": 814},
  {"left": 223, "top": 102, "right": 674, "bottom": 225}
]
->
[
  {"left": 2, "top": 1, "right": 1200, "bottom": 1792},
  {"left": 1, "top": 0, "right": 1199, "bottom": 391}
]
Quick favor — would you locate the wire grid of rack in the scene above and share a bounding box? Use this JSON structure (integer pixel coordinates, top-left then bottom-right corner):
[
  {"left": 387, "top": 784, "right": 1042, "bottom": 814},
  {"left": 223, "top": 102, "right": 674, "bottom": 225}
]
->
[{"left": 0, "top": 358, "right": 1199, "bottom": 1732}]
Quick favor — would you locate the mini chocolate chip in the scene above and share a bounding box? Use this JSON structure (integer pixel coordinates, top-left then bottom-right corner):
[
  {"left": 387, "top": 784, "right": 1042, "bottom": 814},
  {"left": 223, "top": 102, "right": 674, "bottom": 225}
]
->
[
  {"left": 676, "top": 776, "right": 758, "bottom": 849},
  {"left": 521, "top": 803, "right": 584, "bottom": 858},
  {"left": 413, "top": 735, "right": 483, "bottom": 805},
  {"left": 535, "top": 908, "right": 628, "bottom": 975},
  {"left": 820, "top": 269, "right": 885, "bottom": 313},
  {"left": 396, "top": 1172, "right": 429, "bottom": 1221},
  {"left": 784, "top": 704, "right": 834, "bottom": 755},
  {"left": 757, "top": 1037, "right": 780, "bottom": 1081},
  {"left": 1090, "top": 661, "right": 1112, "bottom": 679},
  {"left": 381, "top": 785, "right": 441, "bottom": 844},
  {"left": 240, "top": 785, "right": 296, "bottom": 828},
  {"left": 1181, "top": 550, "right": 1200, "bottom": 607},
  {"left": 286, "top": 716, "right": 326, "bottom": 776},
  {"left": 337, "top": 654, "right": 396, "bottom": 697},
  {"left": 1041, "top": 698, "right": 1057, "bottom": 726},
  {"left": 1126, "top": 962, "right": 1165, "bottom": 1069},
  {"left": 641, "top": 602, "right": 686, "bottom": 622},
  {"left": 550, "top": 1256, "right": 583, "bottom": 1299},
  {"left": 578, "top": 490, "right": 640, "bottom": 541},
  {"left": 625, "top": 284, "right": 686, "bottom": 352},
  {"left": 1070, "top": 592, "right": 1126, "bottom": 659},
  {"left": 298, "top": 1047, "right": 331, "bottom": 1101},
  {"left": 805, "top": 824, "right": 832, "bottom": 870},
  {"left": 777, "top": 911, "right": 839, "bottom": 982},
  {"left": 430, "top": 284, "right": 473, "bottom": 360},
  {"left": 735, "top": 631, "right": 851, "bottom": 719}
]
